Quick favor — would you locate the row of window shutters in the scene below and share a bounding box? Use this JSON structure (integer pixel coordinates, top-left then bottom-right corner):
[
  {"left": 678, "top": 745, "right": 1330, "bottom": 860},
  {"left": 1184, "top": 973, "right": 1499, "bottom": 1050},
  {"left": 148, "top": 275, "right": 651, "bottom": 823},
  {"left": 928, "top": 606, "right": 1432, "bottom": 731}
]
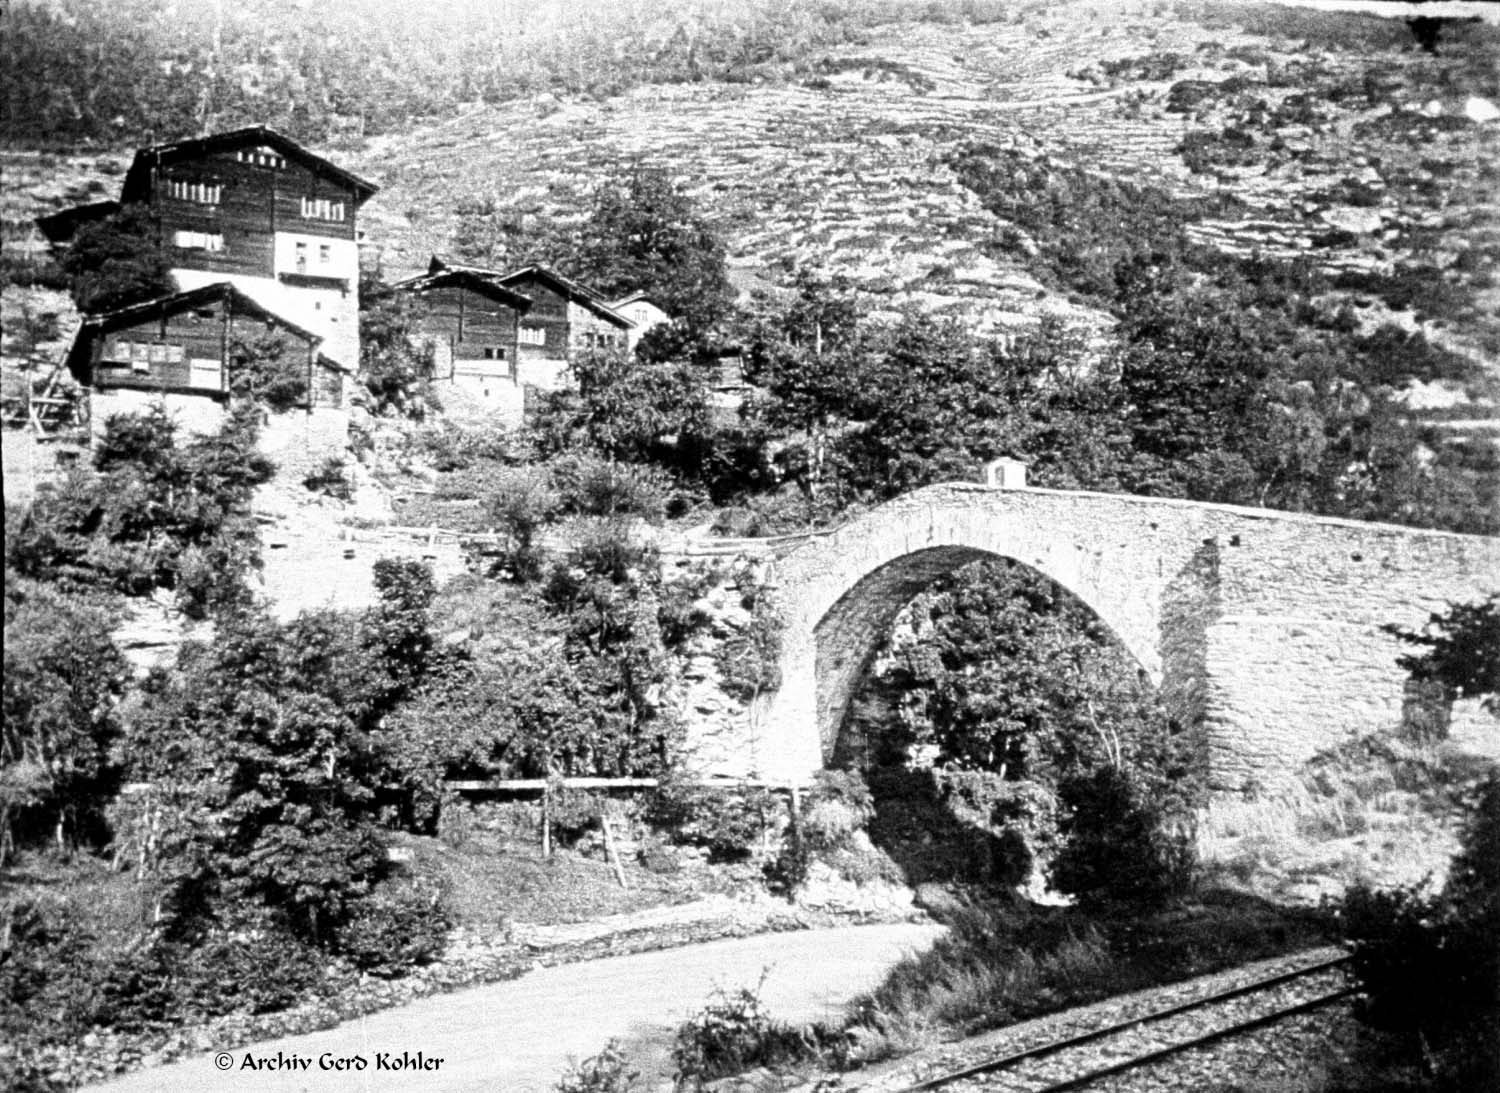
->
[{"left": 165, "top": 178, "right": 346, "bottom": 222}]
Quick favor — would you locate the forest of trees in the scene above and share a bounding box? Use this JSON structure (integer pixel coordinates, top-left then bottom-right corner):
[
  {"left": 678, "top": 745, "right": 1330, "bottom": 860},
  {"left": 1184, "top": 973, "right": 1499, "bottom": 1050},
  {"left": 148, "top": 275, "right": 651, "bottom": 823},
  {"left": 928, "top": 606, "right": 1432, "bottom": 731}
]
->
[{"left": 1, "top": 0, "right": 1034, "bottom": 148}]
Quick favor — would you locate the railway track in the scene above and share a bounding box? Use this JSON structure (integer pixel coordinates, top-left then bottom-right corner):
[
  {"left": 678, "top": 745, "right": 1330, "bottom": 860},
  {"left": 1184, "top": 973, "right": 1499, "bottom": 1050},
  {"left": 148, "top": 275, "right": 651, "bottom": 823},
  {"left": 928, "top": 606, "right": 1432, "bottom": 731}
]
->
[{"left": 874, "top": 950, "right": 1356, "bottom": 1093}]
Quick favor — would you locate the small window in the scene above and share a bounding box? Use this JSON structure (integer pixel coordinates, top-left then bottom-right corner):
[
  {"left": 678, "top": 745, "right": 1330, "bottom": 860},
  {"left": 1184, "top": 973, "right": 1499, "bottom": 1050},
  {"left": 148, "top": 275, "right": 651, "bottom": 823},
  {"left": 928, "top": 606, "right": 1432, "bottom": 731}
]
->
[
  {"left": 318, "top": 244, "right": 332, "bottom": 264},
  {"left": 482, "top": 347, "right": 507, "bottom": 360},
  {"left": 148, "top": 343, "right": 167, "bottom": 364},
  {"left": 130, "top": 343, "right": 151, "bottom": 373},
  {"left": 518, "top": 326, "right": 546, "bottom": 347},
  {"left": 236, "top": 148, "right": 285, "bottom": 169},
  {"left": 295, "top": 241, "right": 308, "bottom": 272},
  {"left": 165, "top": 345, "right": 184, "bottom": 364},
  {"left": 300, "top": 196, "right": 346, "bottom": 222},
  {"left": 172, "top": 230, "right": 224, "bottom": 252}
]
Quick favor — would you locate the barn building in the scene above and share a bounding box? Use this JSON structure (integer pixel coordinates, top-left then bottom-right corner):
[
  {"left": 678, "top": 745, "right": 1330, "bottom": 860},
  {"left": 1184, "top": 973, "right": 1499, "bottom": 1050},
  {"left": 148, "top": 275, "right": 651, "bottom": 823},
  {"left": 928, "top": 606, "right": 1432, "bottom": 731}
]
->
[
  {"left": 114, "top": 126, "right": 378, "bottom": 371},
  {"left": 40, "top": 126, "right": 379, "bottom": 482},
  {"left": 486, "top": 263, "right": 634, "bottom": 388},
  {"left": 388, "top": 263, "right": 533, "bottom": 422},
  {"left": 398, "top": 258, "right": 639, "bottom": 424},
  {"left": 64, "top": 282, "right": 350, "bottom": 479}
]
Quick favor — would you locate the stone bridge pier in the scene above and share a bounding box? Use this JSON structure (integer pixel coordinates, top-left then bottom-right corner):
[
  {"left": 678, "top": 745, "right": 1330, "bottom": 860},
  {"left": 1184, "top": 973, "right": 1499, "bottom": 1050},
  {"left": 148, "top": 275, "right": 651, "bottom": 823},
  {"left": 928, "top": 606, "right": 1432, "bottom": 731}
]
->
[{"left": 744, "top": 483, "right": 1498, "bottom": 790}]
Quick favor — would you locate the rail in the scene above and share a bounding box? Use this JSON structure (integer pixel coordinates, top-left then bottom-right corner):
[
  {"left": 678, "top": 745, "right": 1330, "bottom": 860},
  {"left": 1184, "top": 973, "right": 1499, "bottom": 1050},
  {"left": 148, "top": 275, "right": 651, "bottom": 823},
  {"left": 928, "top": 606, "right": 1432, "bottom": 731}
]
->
[{"left": 884, "top": 950, "right": 1355, "bottom": 1093}]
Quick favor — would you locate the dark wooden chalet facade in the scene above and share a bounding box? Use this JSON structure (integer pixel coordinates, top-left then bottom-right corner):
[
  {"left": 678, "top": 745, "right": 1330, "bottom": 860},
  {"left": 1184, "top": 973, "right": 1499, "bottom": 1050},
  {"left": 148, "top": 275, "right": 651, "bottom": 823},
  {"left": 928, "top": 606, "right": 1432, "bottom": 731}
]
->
[
  {"left": 65, "top": 282, "right": 345, "bottom": 409},
  {"left": 392, "top": 265, "right": 532, "bottom": 375},
  {"left": 38, "top": 126, "right": 377, "bottom": 372},
  {"left": 116, "top": 126, "right": 377, "bottom": 286},
  {"left": 484, "top": 263, "right": 634, "bottom": 364}
]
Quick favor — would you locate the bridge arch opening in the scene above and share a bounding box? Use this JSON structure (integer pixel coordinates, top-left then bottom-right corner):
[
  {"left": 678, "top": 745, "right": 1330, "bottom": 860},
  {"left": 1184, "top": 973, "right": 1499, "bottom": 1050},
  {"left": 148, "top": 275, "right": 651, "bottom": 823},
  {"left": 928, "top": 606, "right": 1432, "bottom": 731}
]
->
[
  {"left": 804, "top": 550, "right": 1196, "bottom": 888},
  {"left": 810, "top": 547, "right": 1165, "bottom": 767}
]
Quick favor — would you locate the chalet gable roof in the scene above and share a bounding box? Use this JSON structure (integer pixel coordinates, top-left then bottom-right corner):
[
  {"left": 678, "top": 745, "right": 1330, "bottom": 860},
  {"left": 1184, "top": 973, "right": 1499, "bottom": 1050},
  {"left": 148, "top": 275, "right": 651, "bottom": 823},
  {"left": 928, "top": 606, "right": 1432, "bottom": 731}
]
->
[
  {"left": 35, "top": 200, "right": 122, "bottom": 245},
  {"left": 121, "top": 125, "right": 378, "bottom": 205},
  {"left": 392, "top": 264, "right": 533, "bottom": 311},
  {"left": 608, "top": 290, "right": 670, "bottom": 312},
  {"left": 489, "top": 264, "right": 632, "bottom": 328}
]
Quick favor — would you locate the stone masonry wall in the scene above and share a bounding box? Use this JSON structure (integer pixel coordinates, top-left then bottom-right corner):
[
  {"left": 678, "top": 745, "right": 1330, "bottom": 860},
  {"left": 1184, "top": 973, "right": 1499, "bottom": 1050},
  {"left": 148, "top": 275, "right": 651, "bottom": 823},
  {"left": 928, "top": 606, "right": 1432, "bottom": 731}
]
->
[{"left": 747, "top": 483, "right": 1499, "bottom": 790}]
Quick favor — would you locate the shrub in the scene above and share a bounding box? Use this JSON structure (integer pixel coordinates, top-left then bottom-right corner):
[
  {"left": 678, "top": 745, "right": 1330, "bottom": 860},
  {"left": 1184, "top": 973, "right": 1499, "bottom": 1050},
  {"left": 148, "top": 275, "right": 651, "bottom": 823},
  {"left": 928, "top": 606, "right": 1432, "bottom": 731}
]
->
[
  {"left": 714, "top": 592, "right": 784, "bottom": 703},
  {"left": 552, "top": 455, "right": 671, "bottom": 522},
  {"left": 555, "top": 1039, "right": 638, "bottom": 1093},
  {"left": 767, "top": 770, "right": 878, "bottom": 893},
  {"left": 227, "top": 329, "right": 309, "bottom": 411},
  {"left": 566, "top": 518, "right": 655, "bottom": 584},
  {"left": 303, "top": 457, "right": 353, "bottom": 501},
  {"left": 335, "top": 876, "right": 451, "bottom": 977},
  {"left": 649, "top": 782, "right": 779, "bottom": 862},
  {"left": 484, "top": 465, "right": 561, "bottom": 581},
  {"left": 1051, "top": 766, "right": 1194, "bottom": 908},
  {"left": 672, "top": 979, "right": 827, "bottom": 1087},
  {"left": 2, "top": 580, "right": 127, "bottom": 856},
  {"left": 1337, "top": 772, "right": 1500, "bottom": 1088}
]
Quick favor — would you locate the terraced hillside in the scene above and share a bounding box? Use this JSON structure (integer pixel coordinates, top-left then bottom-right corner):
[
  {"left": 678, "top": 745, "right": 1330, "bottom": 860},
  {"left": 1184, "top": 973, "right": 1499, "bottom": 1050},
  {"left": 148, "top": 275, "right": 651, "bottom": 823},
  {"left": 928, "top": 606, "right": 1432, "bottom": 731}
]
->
[
  {"left": 353, "top": 1, "right": 1498, "bottom": 400},
  {"left": 6, "top": 2, "right": 1498, "bottom": 438}
]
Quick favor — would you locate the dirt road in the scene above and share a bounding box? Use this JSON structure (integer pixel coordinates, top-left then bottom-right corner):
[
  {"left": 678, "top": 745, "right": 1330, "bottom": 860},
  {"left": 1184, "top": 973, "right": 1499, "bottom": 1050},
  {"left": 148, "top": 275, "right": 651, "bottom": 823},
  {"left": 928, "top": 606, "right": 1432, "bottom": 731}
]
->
[{"left": 88, "top": 922, "right": 944, "bottom": 1093}]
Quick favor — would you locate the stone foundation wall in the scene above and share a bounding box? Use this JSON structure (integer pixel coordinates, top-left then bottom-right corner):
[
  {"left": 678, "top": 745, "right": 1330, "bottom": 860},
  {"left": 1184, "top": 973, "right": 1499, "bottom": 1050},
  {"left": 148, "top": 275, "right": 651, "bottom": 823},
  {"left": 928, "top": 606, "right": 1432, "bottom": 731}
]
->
[{"left": 258, "top": 405, "right": 349, "bottom": 485}]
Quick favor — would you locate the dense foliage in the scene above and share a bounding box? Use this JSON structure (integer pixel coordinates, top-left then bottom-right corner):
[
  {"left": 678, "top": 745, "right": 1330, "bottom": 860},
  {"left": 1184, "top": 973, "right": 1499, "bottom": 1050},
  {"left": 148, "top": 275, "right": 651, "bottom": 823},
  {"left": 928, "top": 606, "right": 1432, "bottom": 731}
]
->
[
  {"left": 851, "top": 559, "right": 1198, "bottom": 902},
  {"left": 58, "top": 205, "right": 173, "bottom": 315},
  {"left": 1338, "top": 771, "right": 1500, "bottom": 1090},
  {"left": 1, "top": 579, "right": 127, "bottom": 856},
  {"left": 1386, "top": 596, "right": 1500, "bottom": 715},
  {"left": 2, "top": 0, "right": 1029, "bottom": 148},
  {"left": 119, "top": 559, "right": 440, "bottom": 944},
  {"left": 359, "top": 278, "right": 439, "bottom": 418},
  {"left": 6, "top": 406, "right": 274, "bottom": 617},
  {"left": 949, "top": 146, "right": 1498, "bottom": 533}
]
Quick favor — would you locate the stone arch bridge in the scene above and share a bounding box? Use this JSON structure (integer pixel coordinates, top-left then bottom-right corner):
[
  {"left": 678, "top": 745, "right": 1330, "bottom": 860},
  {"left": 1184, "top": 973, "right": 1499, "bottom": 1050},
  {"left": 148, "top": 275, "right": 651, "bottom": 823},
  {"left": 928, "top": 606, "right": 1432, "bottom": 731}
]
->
[{"left": 733, "top": 482, "right": 1498, "bottom": 790}]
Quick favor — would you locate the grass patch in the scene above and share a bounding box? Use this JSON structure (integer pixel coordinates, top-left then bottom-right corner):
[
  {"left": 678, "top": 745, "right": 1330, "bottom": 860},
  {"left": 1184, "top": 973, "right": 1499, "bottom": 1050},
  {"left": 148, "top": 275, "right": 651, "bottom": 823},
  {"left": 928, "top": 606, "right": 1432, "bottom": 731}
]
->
[
  {"left": 841, "top": 890, "right": 1328, "bottom": 1061},
  {"left": 665, "top": 887, "right": 1331, "bottom": 1088},
  {"left": 1197, "top": 730, "right": 1490, "bottom": 904}
]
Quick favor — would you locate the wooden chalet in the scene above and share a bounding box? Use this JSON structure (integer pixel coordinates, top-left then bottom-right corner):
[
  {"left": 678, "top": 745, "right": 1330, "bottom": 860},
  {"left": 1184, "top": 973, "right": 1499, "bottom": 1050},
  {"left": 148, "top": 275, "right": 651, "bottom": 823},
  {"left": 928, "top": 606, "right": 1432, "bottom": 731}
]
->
[
  {"left": 38, "top": 126, "right": 378, "bottom": 371},
  {"left": 115, "top": 125, "right": 377, "bottom": 285},
  {"left": 65, "top": 282, "right": 346, "bottom": 410}
]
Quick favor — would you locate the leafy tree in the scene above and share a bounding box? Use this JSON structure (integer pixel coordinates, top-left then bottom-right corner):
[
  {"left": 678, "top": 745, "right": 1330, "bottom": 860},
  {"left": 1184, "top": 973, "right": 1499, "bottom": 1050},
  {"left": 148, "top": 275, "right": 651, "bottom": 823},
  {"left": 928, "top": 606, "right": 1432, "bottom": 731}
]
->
[
  {"left": 1, "top": 578, "right": 127, "bottom": 858},
  {"left": 1339, "top": 771, "right": 1500, "bottom": 1089},
  {"left": 532, "top": 348, "right": 712, "bottom": 471},
  {"left": 59, "top": 205, "right": 173, "bottom": 314},
  {"left": 1386, "top": 596, "right": 1500, "bottom": 715},
  {"left": 571, "top": 166, "right": 733, "bottom": 332},
  {"left": 855, "top": 559, "right": 1199, "bottom": 893},
  {"left": 1050, "top": 765, "right": 1193, "bottom": 907},
  {"left": 836, "top": 313, "right": 1125, "bottom": 502},
  {"left": 227, "top": 328, "right": 309, "bottom": 412},
  {"left": 483, "top": 465, "right": 563, "bottom": 581},
  {"left": 121, "top": 560, "right": 438, "bottom": 943},
  {"left": 745, "top": 270, "right": 869, "bottom": 505},
  {"left": 359, "top": 277, "right": 438, "bottom": 418},
  {"left": 6, "top": 406, "right": 274, "bottom": 617}
]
